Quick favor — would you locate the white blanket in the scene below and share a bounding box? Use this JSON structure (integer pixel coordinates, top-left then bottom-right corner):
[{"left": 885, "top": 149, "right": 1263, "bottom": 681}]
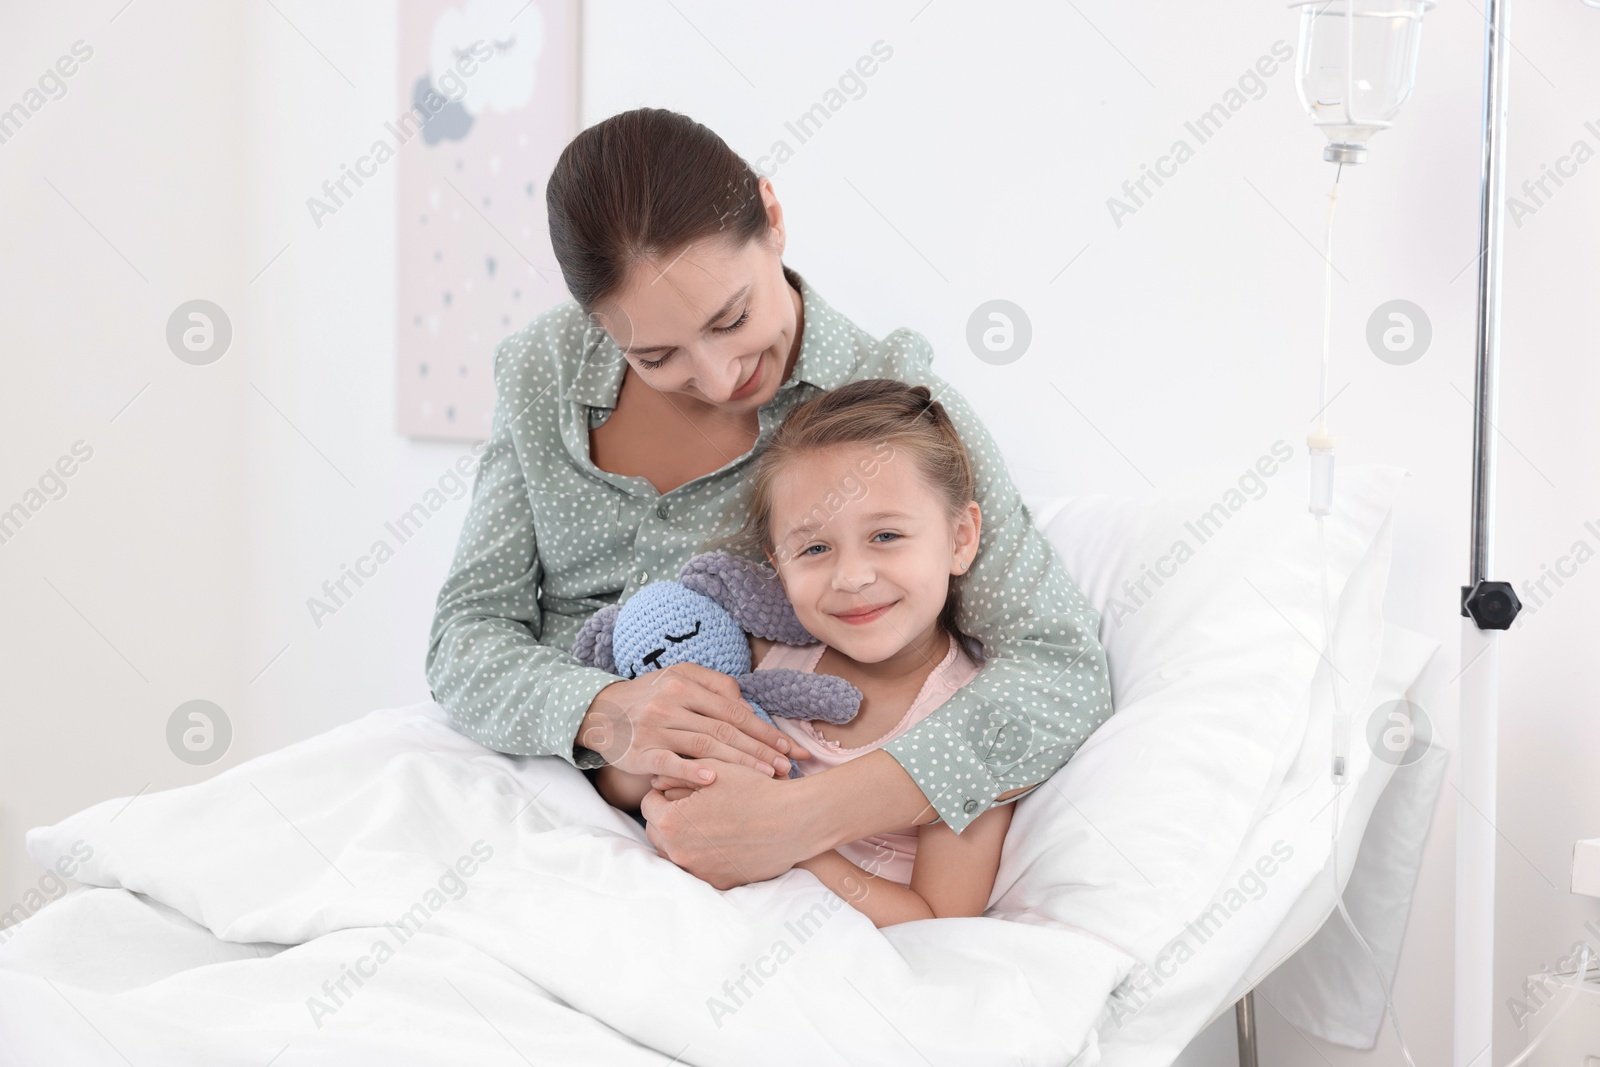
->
[{"left": 4, "top": 703, "right": 1130, "bottom": 1066}]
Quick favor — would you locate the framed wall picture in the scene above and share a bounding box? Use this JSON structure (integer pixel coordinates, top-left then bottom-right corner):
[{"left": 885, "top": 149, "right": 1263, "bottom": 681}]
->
[{"left": 396, "top": 0, "right": 581, "bottom": 441}]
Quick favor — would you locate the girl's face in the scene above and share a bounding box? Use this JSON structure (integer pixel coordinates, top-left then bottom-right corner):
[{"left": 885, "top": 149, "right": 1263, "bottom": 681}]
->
[
  {"left": 766, "top": 443, "right": 981, "bottom": 666},
  {"left": 589, "top": 178, "right": 801, "bottom": 415}
]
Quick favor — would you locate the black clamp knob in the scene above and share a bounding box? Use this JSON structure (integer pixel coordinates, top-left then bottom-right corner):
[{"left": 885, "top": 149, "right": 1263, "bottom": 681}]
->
[{"left": 1460, "top": 580, "right": 1522, "bottom": 630}]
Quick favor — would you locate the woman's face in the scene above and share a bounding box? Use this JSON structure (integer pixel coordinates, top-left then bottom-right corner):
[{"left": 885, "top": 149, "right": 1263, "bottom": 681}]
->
[
  {"left": 765, "top": 443, "right": 981, "bottom": 666},
  {"left": 589, "top": 178, "right": 801, "bottom": 415}
]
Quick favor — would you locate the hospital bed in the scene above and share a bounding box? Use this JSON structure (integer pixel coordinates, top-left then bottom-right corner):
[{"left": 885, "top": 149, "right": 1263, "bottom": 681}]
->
[{"left": 0, "top": 464, "right": 1442, "bottom": 1066}]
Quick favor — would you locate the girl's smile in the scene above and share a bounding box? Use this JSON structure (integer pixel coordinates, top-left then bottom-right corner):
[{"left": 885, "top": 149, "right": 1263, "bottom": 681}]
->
[{"left": 832, "top": 601, "right": 898, "bottom": 625}]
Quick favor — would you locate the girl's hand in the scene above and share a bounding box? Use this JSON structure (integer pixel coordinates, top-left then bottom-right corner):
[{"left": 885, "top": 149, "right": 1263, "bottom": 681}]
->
[
  {"left": 594, "top": 765, "right": 654, "bottom": 810},
  {"left": 648, "top": 755, "right": 795, "bottom": 794},
  {"left": 578, "top": 664, "right": 809, "bottom": 784},
  {"left": 650, "top": 774, "right": 701, "bottom": 794}
]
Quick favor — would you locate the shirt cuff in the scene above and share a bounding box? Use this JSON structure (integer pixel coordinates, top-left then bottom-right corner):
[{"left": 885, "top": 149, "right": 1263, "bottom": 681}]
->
[
  {"left": 554, "top": 668, "right": 624, "bottom": 771},
  {"left": 881, "top": 715, "right": 1005, "bottom": 834},
  {"left": 993, "top": 782, "right": 1045, "bottom": 806}
]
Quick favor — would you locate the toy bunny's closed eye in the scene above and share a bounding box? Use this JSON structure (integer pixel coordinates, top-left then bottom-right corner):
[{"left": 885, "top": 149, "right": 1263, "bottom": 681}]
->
[{"left": 571, "top": 551, "right": 862, "bottom": 778}]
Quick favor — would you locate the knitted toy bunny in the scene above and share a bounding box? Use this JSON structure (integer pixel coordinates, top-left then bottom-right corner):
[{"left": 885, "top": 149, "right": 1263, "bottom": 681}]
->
[{"left": 571, "top": 550, "right": 863, "bottom": 778}]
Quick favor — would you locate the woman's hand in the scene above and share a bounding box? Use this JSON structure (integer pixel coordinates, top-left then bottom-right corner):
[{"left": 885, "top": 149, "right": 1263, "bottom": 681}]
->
[
  {"left": 641, "top": 762, "right": 816, "bottom": 889},
  {"left": 578, "top": 664, "right": 808, "bottom": 785},
  {"left": 643, "top": 750, "right": 968, "bottom": 890},
  {"left": 648, "top": 756, "right": 807, "bottom": 794}
]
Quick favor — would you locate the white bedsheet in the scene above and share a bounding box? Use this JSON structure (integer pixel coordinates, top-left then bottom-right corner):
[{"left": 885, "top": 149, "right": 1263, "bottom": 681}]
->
[{"left": 3, "top": 701, "right": 1129, "bottom": 1066}]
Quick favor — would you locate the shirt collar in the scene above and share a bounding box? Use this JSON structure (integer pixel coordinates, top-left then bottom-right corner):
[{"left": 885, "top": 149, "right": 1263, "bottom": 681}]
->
[{"left": 566, "top": 264, "right": 853, "bottom": 410}]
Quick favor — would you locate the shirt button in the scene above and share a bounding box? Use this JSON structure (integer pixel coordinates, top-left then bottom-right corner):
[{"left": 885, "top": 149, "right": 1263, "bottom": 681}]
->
[
  {"left": 655, "top": 502, "right": 669, "bottom": 520},
  {"left": 963, "top": 799, "right": 979, "bottom": 814},
  {"left": 636, "top": 569, "right": 649, "bottom": 583}
]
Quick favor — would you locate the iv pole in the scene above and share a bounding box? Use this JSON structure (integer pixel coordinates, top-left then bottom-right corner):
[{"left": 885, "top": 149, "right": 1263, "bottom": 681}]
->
[{"left": 1457, "top": 2, "right": 1522, "bottom": 1066}]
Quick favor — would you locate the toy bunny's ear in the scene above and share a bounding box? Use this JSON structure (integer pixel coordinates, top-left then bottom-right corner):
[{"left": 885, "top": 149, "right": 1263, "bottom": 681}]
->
[
  {"left": 678, "top": 551, "right": 816, "bottom": 645},
  {"left": 739, "top": 670, "right": 862, "bottom": 725},
  {"left": 571, "top": 603, "right": 622, "bottom": 673}
]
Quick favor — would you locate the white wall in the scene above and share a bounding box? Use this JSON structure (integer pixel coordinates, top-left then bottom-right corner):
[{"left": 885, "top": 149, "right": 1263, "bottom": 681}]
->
[
  {"left": 0, "top": 0, "right": 252, "bottom": 933},
  {"left": 2, "top": 2, "right": 1598, "bottom": 1064}
]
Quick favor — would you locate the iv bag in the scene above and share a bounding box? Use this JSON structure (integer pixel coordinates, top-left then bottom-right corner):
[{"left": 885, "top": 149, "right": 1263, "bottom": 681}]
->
[{"left": 1290, "top": 0, "right": 1433, "bottom": 163}]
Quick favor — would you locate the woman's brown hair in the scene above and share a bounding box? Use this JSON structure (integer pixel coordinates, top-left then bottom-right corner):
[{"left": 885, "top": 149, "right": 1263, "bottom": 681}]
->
[
  {"left": 709, "top": 378, "right": 979, "bottom": 643},
  {"left": 546, "top": 107, "right": 769, "bottom": 312}
]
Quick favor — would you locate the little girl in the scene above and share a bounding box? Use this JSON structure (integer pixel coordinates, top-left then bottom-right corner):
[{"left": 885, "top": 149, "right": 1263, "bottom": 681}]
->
[{"left": 598, "top": 378, "right": 1012, "bottom": 928}]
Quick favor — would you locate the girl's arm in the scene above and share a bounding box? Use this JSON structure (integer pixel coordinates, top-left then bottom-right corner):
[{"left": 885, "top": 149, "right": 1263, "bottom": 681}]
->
[
  {"left": 594, "top": 765, "right": 654, "bottom": 811},
  {"left": 793, "top": 802, "right": 1015, "bottom": 928}
]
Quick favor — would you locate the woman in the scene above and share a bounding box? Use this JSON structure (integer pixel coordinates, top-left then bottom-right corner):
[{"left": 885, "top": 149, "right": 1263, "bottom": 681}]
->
[{"left": 424, "top": 107, "right": 1113, "bottom": 891}]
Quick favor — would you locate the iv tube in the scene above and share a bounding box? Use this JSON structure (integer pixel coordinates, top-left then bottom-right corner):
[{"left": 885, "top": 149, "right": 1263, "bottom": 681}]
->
[
  {"left": 1317, "top": 164, "right": 1342, "bottom": 442},
  {"left": 1313, "top": 168, "right": 1347, "bottom": 780},
  {"left": 1308, "top": 171, "right": 1339, "bottom": 524}
]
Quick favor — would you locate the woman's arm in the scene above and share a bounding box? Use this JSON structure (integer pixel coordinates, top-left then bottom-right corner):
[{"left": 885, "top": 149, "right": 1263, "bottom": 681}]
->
[
  {"left": 425, "top": 327, "right": 796, "bottom": 782},
  {"left": 641, "top": 752, "right": 1033, "bottom": 890},
  {"left": 642, "top": 356, "right": 1106, "bottom": 881},
  {"left": 794, "top": 803, "right": 1015, "bottom": 928},
  {"left": 424, "top": 330, "right": 621, "bottom": 767},
  {"left": 878, "top": 361, "right": 1116, "bottom": 833}
]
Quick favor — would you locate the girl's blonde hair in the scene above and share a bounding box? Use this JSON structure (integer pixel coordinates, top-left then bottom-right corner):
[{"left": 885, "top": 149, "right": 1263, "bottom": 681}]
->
[{"left": 707, "top": 378, "right": 979, "bottom": 642}]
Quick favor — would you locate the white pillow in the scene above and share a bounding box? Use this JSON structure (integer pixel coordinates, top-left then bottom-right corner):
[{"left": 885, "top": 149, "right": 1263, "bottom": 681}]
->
[{"left": 994, "top": 464, "right": 1404, "bottom": 962}]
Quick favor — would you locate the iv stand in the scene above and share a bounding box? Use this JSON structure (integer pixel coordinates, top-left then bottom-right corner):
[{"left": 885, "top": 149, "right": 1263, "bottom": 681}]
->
[{"left": 1458, "top": 2, "right": 1522, "bottom": 1067}]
